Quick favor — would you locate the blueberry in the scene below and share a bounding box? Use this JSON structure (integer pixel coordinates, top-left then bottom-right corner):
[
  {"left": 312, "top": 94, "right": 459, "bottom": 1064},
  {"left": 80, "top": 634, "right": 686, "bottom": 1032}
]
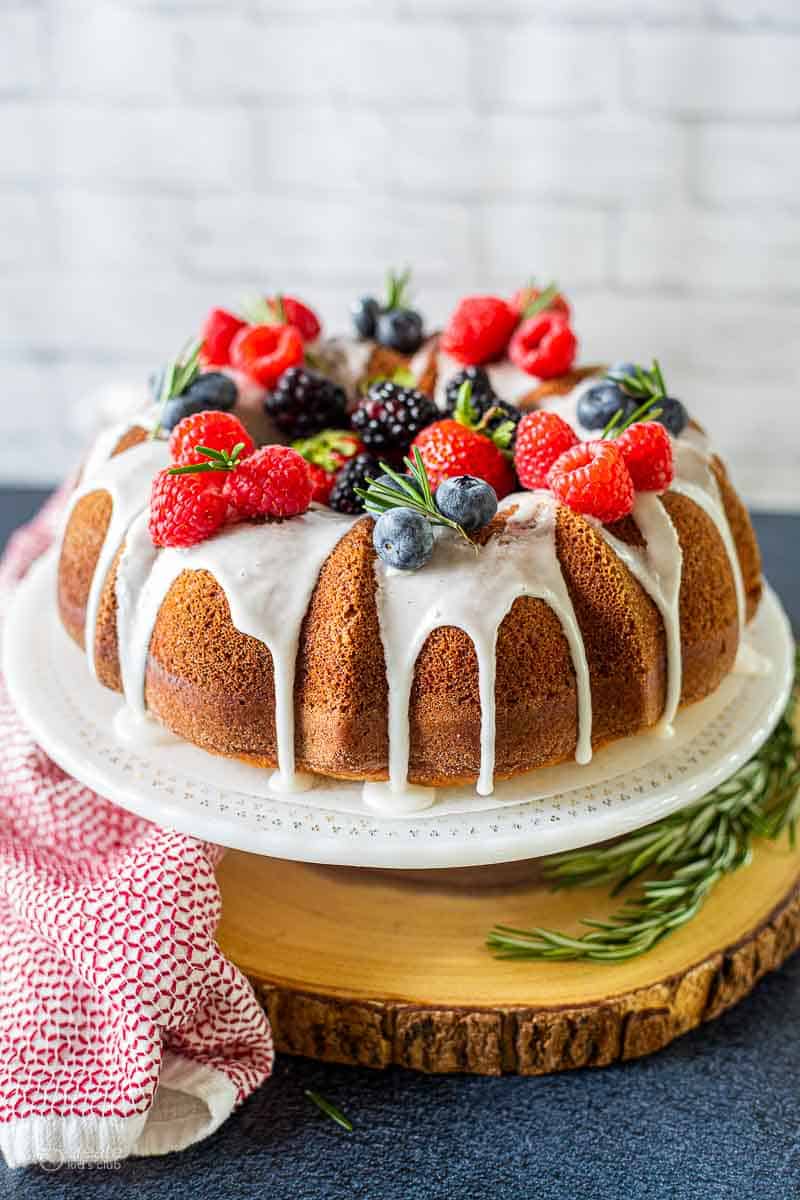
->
[
  {"left": 655, "top": 395, "right": 688, "bottom": 437},
  {"left": 351, "top": 295, "right": 380, "bottom": 339},
  {"left": 376, "top": 308, "right": 424, "bottom": 355},
  {"left": 607, "top": 361, "right": 640, "bottom": 385},
  {"left": 373, "top": 508, "right": 434, "bottom": 571},
  {"left": 435, "top": 475, "right": 497, "bottom": 532},
  {"left": 160, "top": 372, "right": 238, "bottom": 432},
  {"left": 576, "top": 382, "right": 635, "bottom": 431}
]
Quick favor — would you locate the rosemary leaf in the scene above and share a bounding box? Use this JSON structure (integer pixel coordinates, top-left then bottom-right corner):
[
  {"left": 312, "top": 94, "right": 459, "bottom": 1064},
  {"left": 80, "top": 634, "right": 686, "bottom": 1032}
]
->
[{"left": 304, "top": 1090, "right": 353, "bottom": 1133}]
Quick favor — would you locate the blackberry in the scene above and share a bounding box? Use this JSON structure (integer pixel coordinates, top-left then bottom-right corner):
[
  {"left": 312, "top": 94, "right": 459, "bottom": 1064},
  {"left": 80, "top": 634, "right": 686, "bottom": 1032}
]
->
[
  {"left": 264, "top": 367, "right": 347, "bottom": 440},
  {"left": 443, "top": 367, "right": 521, "bottom": 443},
  {"left": 328, "top": 453, "right": 380, "bottom": 514},
  {"left": 351, "top": 380, "right": 437, "bottom": 458}
]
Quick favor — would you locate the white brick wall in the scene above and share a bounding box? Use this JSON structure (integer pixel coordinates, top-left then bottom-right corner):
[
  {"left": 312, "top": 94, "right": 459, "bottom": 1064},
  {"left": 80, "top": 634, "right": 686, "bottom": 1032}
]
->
[{"left": 0, "top": 0, "right": 798, "bottom": 508}]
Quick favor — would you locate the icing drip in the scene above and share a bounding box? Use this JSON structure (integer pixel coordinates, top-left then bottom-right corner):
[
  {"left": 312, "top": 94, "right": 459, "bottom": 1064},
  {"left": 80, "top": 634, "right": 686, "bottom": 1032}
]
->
[
  {"left": 595, "top": 493, "right": 684, "bottom": 730},
  {"left": 670, "top": 441, "right": 746, "bottom": 632},
  {"left": 64, "top": 433, "right": 169, "bottom": 679},
  {"left": 373, "top": 492, "right": 592, "bottom": 798},
  {"left": 115, "top": 505, "right": 354, "bottom": 788}
]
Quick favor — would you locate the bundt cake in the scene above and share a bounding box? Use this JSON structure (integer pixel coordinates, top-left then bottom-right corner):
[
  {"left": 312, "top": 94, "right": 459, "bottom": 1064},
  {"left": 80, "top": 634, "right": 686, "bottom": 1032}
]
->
[{"left": 56, "top": 281, "right": 763, "bottom": 813}]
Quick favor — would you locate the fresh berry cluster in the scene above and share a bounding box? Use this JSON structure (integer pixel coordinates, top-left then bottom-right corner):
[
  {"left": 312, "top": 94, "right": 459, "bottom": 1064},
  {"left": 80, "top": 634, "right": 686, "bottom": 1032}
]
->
[
  {"left": 351, "top": 269, "right": 425, "bottom": 354},
  {"left": 443, "top": 368, "right": 522, "bottom": 443},
  {"left": 361, "top": 449, "right": 498, "bottom": 571},
  {"left": 578, "top": 361, "right": 688, "bottom": 438},
  {"left": 441, "top": 281, "right": 578, "bottom": 379},
  {"left": 149, "top": 412, "right": 312, "bottom": 548},
  {"left": 199, "top": 292, "right": 322, "bottom": 389},
  {"left": 512, "top": 359, "right": 680, "bottom": 523}
]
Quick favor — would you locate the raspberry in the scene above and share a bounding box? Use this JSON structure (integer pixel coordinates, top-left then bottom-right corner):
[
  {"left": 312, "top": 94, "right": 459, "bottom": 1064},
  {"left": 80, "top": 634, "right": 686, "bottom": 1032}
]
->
[
  {"left": 230, "top": 323, "right": 304, "bottom": 387},
  {"left": 440, "top": 296, "right": 518, "bottom": 366},
  {"left": 412, "top": 419, "right": 516, "bottom": 499},
  {"left": 268, "top": 295, "right": 322, "bottom": 343},
  {"left": 615, "top": 422, "right": 674, "bottom": 493},
  {"left": 514, "top": 411, "right": 579, "bottom": 491},
  {"left": 265, "top": 367, "right": 347, "bottom": 439},
  {"left": 168, "top": 411, "right": 255, "bottom": 467},
  {"left": 149, "top": 470, "right": 228, "bottom": 548},
  {"left": 547, "top": 441, "right": 634, "bottom": 524},
  {"left": 306, "top": 462, "right": 336, "bottom": 505},
  {"left": 328, "top": 453, "right": 380, "bottom": 514},
  {"left": 200, "top": 308, "right": 246, "bottom": 366},
  {"left": 225, "top": 445, "right": 312, "bottom": 519},
  {"left": 351, "top": 380, "right": 437, "bottom": 460},
  {"left": 508, "top": 313, "right": 578, "bottom": 379}
]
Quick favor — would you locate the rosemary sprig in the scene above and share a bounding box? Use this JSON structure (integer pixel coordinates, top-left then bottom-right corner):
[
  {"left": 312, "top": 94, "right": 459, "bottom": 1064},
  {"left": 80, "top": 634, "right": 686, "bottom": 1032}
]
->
[
  {"left": 149, "top": 340, "right": 202, "bottom": 440},
  {"left": 488, "top": 658, "right": 800, "bottom": 963},
  {"left": 522, "top": 280, "right": 560, "bottom": 319},
  {"left": 355, "top": 447, "right": 471, "bottom": 544},
  {"left": 602, "top": 358, "right": 668, "bottom": 438},
  {"left": 384, "top": 267, "right": 412, "bottom": 311},
  {"left": 168, "top": 442, "right": 247, "bottom": 476},
  {"left": 304, "top": 1090, "right": 353, "bottom": 1133},
  {"left": 240, "top": 294, "right": 286, "bottom": 326}
]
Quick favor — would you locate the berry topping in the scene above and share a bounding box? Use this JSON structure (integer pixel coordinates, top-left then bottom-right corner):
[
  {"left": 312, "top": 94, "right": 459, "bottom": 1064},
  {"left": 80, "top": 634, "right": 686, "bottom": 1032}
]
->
[
  {"left": 351, "top": 379, "right": 437, "bottom": 460},
  {"left": 168, "top": 411, "right": 255, "bottom": 467},
  {"left": 547, "top": 441, "right": 634, "bottom": 524},
  {"left": 576, "top": 381, "right": 637, "bottom": 431},
  {"left": 264, "top": 366, "right": 347, "bottom": 439},
  {"left": 292, "top": 428, "right": 364, "bottom": 473},
  {"left": 434, "top": 475, "right": 498, "bottom": 532},
  {"left": 615, "top": 421, "right": 674, "bottom": 493},
  {"left": 514, "top": 411, "right": 579, "bottom": 491},
  {"left": 443, "top": 368, "right": 522, "bottom": 441},
  {"left": 510, "top": 280, "right": 571, "bottom": 320},
  {"left": 373, "top": 508, "right": 434, "bottom": 571},
  {"left": 229, "top": 323, "right": 304, "bottom": 388},
  {"left": 411, "top": 381, "right": 516, "bottom": 498},
  {"left": 149, "top": 470, "right": 228, "bottom": 549},
  {"left": 508, "top": 312, "right": 578, "bottom": 379},
  {"left": 160, "top": 371, "right": 238, "bottom": 433},
  {"left": 225, "top": 445, "right": 313, "bottom": 519},
  {"left": 351, "top": 270, "right": 425, "bottom": 354},
  {"left": 440, "top": 296, "right": 518, "bottom": 366},
  {"left": 351, "top": 296, "right": 380, "bottom": 340},
  {"left": 412, "top": 418, "right": 515, "bottom": 499},
  {"left": 655, "top": 395, "right": 689, "bottom": 437},
  {"left": 200, "top": 308, "right": 246, "bottom": 366},
  {"left": 241, "top": 294, "right": 322, "bottom": 343},
  {"left": 328, "top": 453, "right": 381, "bottom": 514}
]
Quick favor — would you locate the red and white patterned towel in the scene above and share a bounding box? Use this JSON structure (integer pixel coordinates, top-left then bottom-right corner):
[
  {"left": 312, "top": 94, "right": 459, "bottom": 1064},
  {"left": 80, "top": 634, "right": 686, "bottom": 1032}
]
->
[{"left": 0, "top": 493, "right": 273, "bottom": 1169}]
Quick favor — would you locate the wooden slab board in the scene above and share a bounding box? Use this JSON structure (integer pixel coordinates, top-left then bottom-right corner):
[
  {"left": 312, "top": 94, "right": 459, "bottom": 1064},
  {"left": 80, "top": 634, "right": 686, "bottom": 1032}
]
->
[{"left": 216, "top": 832, "right": 800, "bottom": 1076}]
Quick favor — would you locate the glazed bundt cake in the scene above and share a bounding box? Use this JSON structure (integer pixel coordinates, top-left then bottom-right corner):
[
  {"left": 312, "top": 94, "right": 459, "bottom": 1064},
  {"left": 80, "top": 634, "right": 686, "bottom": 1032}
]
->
[{"left": 56, "top": 280, "right": 762, "bottom": 812}]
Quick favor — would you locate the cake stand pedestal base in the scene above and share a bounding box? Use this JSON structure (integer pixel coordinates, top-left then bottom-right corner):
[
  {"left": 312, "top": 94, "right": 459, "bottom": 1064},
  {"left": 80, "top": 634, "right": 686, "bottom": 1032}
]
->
[{"left": 216, "top": 833, "right": 800, "bottom": 1076}]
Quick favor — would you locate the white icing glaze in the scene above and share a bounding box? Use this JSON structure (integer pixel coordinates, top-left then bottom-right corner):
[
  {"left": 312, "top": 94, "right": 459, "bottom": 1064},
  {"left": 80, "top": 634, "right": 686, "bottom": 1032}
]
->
[
  {"left": 64, "top": 433, "right": 169, "bottom": 679},
  {"left": 115, "top": 505, "right": 354, "bottom": 788},
  {"left": 362, "top": 780, "right": 437, "bottom": 814},
  {"left": 373, "top": 492, "right": 592, "bottom": 798},
  {"left": 594, "top": 492, "right": 684, "bottom": 730}
]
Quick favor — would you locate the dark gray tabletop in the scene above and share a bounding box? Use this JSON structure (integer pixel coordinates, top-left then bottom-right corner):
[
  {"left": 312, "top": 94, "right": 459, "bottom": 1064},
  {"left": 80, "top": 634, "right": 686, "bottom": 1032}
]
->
[{"left": 1, "top": 493, "right": 798, "bottom": 1200}]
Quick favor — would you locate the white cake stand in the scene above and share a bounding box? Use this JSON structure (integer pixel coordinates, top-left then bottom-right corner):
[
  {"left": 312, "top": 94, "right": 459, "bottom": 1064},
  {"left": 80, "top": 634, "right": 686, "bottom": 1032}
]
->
[{"left": 4, "top": 550, "right": 795, "bottom": 869}]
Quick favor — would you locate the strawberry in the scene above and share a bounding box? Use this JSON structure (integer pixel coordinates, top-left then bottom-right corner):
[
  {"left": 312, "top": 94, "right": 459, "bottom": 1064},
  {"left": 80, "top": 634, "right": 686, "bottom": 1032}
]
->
[
  {"left": 267, "top": 295, "right": 321, "bottom": 343},
  {"left": 508, "top": 313, "right": 577, "bottom": 379},
  {"left": 200, "top": 308, "right": 246, "bottom": 366},
  {"left": 168, "top": 411, "right": 255, "bottom": 467},
  {"left": 229, "top": 323, "right": 304, "bottom": 387},
  {"left": 514, "top": 411, "right": 578, "bottom": 491},
  {"left": 291, "top": 428, "right": 365, "bottom": 504},
  {"left": 225, "top": 445, "right": 313, "bottom": 519},
  {"left": 547, "top": 441, "right": 634, "bottom": 524},
  {"left": 615, "top": 421, "right": 674, "bottom": 493},
  {"left": 149, "top": 470, "right": 228, "bottom": 548},
  {"left": 510, "top": 283, "right": 570, "bottom": 320},
  {"left": 440, "top": 296, "right": 518, "bottom": 366}
]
